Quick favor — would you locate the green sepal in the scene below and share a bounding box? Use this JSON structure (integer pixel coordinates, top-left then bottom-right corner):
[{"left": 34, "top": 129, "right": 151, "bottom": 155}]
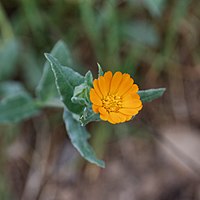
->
[
  {"left": 71, "top": 70, "right": 93, "bottom": 107},
  {"left": 97, "top": 63, "right": 104, "bottom": 77},
  {"left": 80, "top": 107, "right": 100, "bottom": 126},
  {"left": 85, "top": 70, "right": 93, "bottom": 87}
]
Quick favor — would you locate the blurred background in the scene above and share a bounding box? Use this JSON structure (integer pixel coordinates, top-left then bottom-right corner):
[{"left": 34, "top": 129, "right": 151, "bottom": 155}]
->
[{"left": 0, "top": 0, "right": 200, "bottom": 199}]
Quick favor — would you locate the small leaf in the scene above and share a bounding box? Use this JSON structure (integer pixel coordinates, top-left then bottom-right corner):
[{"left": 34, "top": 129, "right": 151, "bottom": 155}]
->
[
  {"left": 36, "top": 40, "right": 73, "bottom": 101},
  {"left": 71, "top": 84, "right": 88, "bottom": 106},
  {"left": 71, "top": 71, "right": 93, "bottom": 107},
  {"left": 63, "top": 109, "right": 105, "bottom": 168},
  {"left": 0, "top": 81, "right": 26, "bottom": 98},
  {"left": 0, "top": 93, "right": 39, "bottom": 123},
  {"left": 138, "top": 88, "right": 166, "bottom": 103},
  {"left": 45, "top": 53, "right": 84, "bottom": 114},
  {"left": 97, "top": 63, "right": 104, "bottom": 77}
]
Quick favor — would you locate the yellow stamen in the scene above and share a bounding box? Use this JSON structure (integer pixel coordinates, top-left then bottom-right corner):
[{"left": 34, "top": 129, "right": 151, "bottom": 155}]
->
[{"left": 102, "top": 94, "right": 122, "bottom": 112}]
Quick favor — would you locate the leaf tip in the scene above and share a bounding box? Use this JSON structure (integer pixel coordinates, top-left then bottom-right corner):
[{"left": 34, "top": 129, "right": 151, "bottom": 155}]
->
[{"left": 44, "top": 53, "right": 50, "bottom": 60}]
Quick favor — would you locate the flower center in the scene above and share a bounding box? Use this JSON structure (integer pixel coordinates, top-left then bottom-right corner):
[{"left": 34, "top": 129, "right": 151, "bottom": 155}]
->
[{"left": 102, "top": 94, "right": 122, "bottom": 112}]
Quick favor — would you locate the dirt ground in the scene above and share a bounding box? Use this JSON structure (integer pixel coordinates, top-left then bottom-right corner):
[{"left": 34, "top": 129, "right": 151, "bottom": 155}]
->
[{"left": 6, "top": 117, "right": 200, "bottom": 200}]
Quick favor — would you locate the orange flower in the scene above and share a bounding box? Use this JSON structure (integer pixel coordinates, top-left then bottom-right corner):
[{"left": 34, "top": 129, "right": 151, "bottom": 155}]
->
[{"left": 89, "top": 71, "right": 143, "bottom": 124}]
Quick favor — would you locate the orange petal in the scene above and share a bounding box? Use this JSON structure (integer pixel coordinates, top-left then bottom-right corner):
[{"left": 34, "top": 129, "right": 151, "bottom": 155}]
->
[
  {"left": 119, "top": 108, "right": 140, "bottom": 116},
  {"left": 99, "top": 107, "right": 109, "bottom": 121},
  {"left": 122, "top": 91, "right": 140, "bottom": 100},
  {"left": 109, "top": 112, "right": 122, "bottom": 124},
  {"left": 100, "top": 114, "right": 108, "bottom": 121},
  {"left": 116, "top": 74, "right": 134, "bottom": 96},
  {"left": 115, "top": 112, "right": 127, "bottom": 123},
  {"left": 107, "top": 113, "right": 117, "bottom": 124},
  {"left": 90, "top": 88, "right": 102, "bottom": 106},
  {"left": 132, "top": 93, "right": 140, "bottom": 99},
  {"left": 98, "top": 76, "right": 109, "bottom": 97},
  {"left": 104, "top": 71, "right": 112, "bottom": 92},
  {"left": 126, "top": 115, "right": 133, "bottom": 121},
  {"left": 93, "top": 79, "right": 103, "bottom": 98},
  {"left": 122, "top": 84, "right": 139, "bottom": 98},
  {"left": 110, "top": 72, "right": 123, "bottom": 94},
  {"left": 122, "top": 95, "right": 142, "bottom": 108},
  {"left": 92, "top": 104, "right": 99, "bottom": 113},
  {"left": 132, "top": 84, "right": 139, "bottom": 93},
  {"left": 99, "top": 107, "right": 108, "bottom": 115}
]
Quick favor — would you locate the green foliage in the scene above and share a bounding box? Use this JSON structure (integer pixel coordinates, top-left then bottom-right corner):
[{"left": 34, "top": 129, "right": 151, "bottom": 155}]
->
[
  {"left": 37, "top": 40, "right": 73, "bottom": 102},
  {"left": 0, "top": 34, "right": 166, "bottom": 167},
  {"left": 43, "top": 42, "right": 165, "bottom": 167},
  {"left": 80, "top": 107, "right": 100, "bottom": 126},
  {"left": 0, "top": 92, "right": 39, "bottom": 123},
  {"left": 0, "top": 81, "right": 25, "bottom": 98},
  {"left": 45, "top": 53, "right": 84, "bottom": 114},
  {"left": 63, "top": 109, "right": 105, "bottom": 168},
  {"left": 143, "top": 0, "right": 166, "bottom": 17},
  {"left": 0, "top": 39, "right": 20, "bottom": 81},
  {"left": 0, "top": 0, "right": 194, "bottom": 197},
  {"left": 123, "top": 21, "right": 160, "bottom": 47},
  {"left": 45, "top": 51, "right": 104, "bottom": 167},
  {"left": 71, "top": 70, "right": 93, "bottom": 106},
  {"left": 138, "top": 88, "right": 166, "bottom": 103}
]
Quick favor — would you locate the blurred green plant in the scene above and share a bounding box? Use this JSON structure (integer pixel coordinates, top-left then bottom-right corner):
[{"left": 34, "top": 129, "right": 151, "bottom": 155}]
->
[{"left": 0, "top": 0, "right": 195, "bottom": 199}]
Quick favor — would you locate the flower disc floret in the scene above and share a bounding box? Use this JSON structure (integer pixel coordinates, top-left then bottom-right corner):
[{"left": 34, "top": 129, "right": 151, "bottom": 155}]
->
[
  {"left": 102, "top": 94, "right": 122, "bottom": 112},
  {"left": 90, "top": 71, "right": 143, "bottom": 124}
]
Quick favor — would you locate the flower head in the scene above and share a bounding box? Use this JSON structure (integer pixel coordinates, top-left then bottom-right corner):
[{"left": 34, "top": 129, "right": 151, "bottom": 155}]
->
[{"left": 89, "top": 71, "right": 143, "bottom": 124}]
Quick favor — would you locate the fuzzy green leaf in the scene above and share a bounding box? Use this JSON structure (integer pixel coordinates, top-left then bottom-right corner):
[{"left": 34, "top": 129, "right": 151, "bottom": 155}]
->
[
  {"left": 45, "top": 53, "right": 84, "bottom": 114},
  {"left": 0, "top": 93, "right": 39, "bottom": 123},
  {"left": 36, "top": 40, "right": 73, "bottom": 101},
  {"left": 63, "top": 109, "right": 105, "bottom": 168},
  {"left": 0, "top": 81, "right": 26, "bottom": 98},
  {"left": 138, "top": 88, "right": 166, "bottom": 103}
]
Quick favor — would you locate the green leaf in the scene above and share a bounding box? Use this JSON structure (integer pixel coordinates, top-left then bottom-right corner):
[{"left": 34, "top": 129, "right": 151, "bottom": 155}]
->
[
  {"left": 63, "top": 109, "right": 105, "bottom": 168},
  {"left": 138, "top": 88, "right": 166, "bottom": 103},
  {"left": 123, "top": 21, "right": 160, "bottom": 47},
  {"left": 0, "top": 39, "right": 20, "bottom": 81},
  {"left": 36, "top": 40, "right": 73, "bottom": 101},
  {"left": 143, "top": 0, "right": 166, "bottom": 17},
  {"left": 21, "top": 50, "right": 42, "bottom": 90},
  {"left": 0, "top": 93, "right": 39, "bottom": 123},
  {"left": 97, "top": 63, "right": 104, "bottom": 77},
  {"left": 45, "top": 53, "right": 84, "bottom": 114},
  {"left": 0, "top": 81, "right": 26, "bottom": 98}
]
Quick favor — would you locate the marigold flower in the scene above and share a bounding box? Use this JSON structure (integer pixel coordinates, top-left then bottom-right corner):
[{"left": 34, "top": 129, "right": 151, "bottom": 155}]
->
[{"left": 89, "top": 71, "right": 143, "bottom": 124}]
